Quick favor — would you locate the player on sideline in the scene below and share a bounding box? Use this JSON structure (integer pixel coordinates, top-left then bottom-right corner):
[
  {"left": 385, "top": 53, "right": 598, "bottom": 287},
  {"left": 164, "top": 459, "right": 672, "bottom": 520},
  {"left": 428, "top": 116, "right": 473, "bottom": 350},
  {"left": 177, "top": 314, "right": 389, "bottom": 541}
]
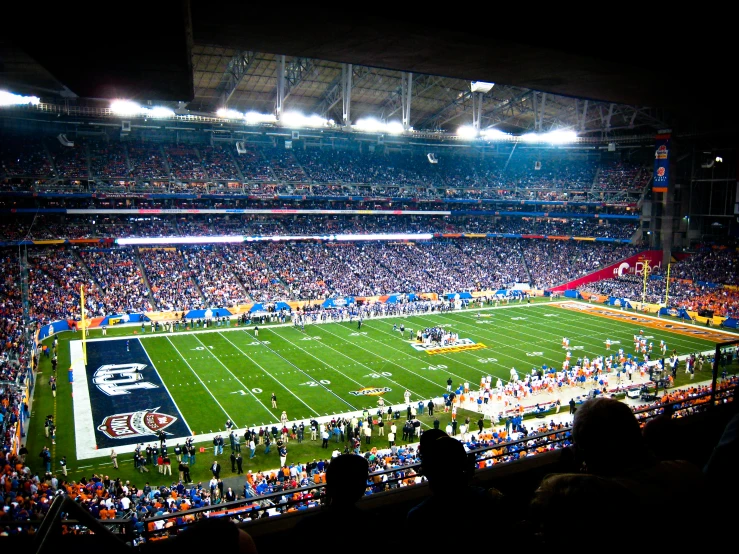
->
[{"left": 357, "top": 317, "right": 362, "bottom": 330}]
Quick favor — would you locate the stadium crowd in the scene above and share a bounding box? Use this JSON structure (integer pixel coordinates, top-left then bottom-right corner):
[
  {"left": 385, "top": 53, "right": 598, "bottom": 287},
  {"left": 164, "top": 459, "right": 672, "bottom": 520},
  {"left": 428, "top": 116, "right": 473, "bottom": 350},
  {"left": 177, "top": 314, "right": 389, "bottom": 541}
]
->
[
  {"left": 1, "top": 134, "right": 652, "bottom": 205},
  {"left": 2, "top": 238, "right": 737, "bottom": 325},
  {"left": 524, "top": 241, "right": 641, "bottom": 290},
  {"left": 579, "top": 246, "right": 739, "bottom": 318}
]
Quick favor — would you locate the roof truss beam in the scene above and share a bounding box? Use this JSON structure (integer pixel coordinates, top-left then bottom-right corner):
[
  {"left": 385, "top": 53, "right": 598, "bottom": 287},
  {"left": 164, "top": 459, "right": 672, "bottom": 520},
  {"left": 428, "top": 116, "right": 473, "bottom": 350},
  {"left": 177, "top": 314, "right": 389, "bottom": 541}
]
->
[
  {"left": 313, "top": 65, "right": 375, "bottom": 121},
  {"left": 211, "top": 51, "right": 255, "bottom": 109}
]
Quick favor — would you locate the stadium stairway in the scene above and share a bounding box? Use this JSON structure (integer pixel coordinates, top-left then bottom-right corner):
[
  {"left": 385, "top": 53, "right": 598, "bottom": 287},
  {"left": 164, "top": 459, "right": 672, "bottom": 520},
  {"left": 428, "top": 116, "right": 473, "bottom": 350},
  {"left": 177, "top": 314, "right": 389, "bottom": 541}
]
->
[
  {"left": 132, "top": 246, "right": 157, "bottom": 308},
  {"left": 70, "top": 248, "right": 104, "bottom": 296},
  {"left": 515, "top": 241, "right": 534, "bottom": 288},
  {"left": 178, "top": 249, "right": 209, "bottom": 306}
]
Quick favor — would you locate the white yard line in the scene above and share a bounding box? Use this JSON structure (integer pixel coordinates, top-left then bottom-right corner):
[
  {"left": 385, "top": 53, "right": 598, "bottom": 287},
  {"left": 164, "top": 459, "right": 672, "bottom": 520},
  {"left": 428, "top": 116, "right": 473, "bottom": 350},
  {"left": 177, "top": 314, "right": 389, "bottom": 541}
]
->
[
  {"left": 141, "top": 339, "right": 195, "bottom": 438},
  {"left": 191, "top": 332, "right": 304, "bottom": 423},
  {"left": 273, "top": 327, "right": 399, "bottom": 408},
  {"left": 314, "top": 324, "right": 442, "bottom": 399},
  {"left": 165, "top": 336, "right": 239, "bottom": 425},
  {"left": 215, "top": 330, "right": 347, "bottom": 415}
]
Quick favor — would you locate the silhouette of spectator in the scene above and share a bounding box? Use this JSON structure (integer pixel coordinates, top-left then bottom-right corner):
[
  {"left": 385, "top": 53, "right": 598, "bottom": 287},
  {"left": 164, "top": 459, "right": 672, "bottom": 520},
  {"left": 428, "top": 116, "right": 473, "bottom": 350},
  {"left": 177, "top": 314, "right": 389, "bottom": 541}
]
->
[
  {"left": 290, "top": 454, "right": 371, "bottom": 553},
  {"left": 704, "top": 386, "right": 739, "bottom": 514},
  {"left": 527, "top": 473, "right": 636, "bottom": 545},
  {"left": 155, "top": 516, "right": 257, "bottom": 553},
  {"left": 408, "top": 435, "right": 503, "bottom": 547},
  {"left": 571, "top": 397, "right": 706, "bottom": 543},
  {"left": 572, "top": 397, "right": 651, "bottom": 476}
]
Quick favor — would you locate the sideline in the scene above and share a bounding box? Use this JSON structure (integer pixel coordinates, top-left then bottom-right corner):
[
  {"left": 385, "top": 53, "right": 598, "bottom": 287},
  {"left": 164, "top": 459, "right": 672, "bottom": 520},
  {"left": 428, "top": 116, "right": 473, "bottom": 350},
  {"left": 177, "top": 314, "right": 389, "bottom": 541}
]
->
[{"left": 556, "top": 301, "right": 739, "bottom": 342}]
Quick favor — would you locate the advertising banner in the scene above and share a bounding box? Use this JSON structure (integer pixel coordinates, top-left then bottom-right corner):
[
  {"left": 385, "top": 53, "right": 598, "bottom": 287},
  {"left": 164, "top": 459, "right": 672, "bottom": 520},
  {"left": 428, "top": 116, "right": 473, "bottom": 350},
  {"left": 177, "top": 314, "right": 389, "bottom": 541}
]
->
[
  {"left": 653, "top": 133, "right": 670, "bottom": 193},
  {"left": 321, "top": 297, "right": 356, "bottom": 308},
  {"left": 659, "top": 307, "right": 693, "bottom": 320}
]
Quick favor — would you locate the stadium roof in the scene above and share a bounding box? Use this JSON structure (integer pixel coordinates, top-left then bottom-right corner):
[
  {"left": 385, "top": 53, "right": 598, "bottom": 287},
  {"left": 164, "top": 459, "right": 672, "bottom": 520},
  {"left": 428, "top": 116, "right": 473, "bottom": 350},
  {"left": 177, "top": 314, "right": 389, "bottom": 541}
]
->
[{"left": 2, "top": 4, "right": 736, "bottom": 142}]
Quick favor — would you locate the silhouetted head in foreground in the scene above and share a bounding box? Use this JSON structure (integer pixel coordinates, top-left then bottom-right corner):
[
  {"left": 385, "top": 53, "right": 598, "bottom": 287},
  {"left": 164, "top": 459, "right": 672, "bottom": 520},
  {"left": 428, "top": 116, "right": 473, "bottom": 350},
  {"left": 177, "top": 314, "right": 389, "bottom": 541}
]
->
[
  {"left": 572, "top": 397, "right": 651, "bottom": 476},
  {"left": 325, "top": 454, "right": 369, "bottom": 506},
  {"left": 529, "top": 473, "right": 635, "bottom": 544},
  {"left": 419, "top": 435, "right": 474, "bottom": 495}
]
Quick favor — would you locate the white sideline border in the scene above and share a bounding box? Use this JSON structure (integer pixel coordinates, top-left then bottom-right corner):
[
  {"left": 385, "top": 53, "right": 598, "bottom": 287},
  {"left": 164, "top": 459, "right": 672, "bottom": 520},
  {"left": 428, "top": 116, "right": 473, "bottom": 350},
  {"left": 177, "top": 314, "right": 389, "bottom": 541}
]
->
[{"left": 70, "top": 341, "right": 98, "bottom": 460}]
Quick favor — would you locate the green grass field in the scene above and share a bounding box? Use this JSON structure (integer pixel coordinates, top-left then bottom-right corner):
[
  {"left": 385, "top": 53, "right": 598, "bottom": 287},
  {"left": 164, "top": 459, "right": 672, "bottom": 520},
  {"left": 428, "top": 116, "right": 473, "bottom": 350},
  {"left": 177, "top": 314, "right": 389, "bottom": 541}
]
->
[{"left": 26, "top": 300, "right": 737, "bottom": 487}]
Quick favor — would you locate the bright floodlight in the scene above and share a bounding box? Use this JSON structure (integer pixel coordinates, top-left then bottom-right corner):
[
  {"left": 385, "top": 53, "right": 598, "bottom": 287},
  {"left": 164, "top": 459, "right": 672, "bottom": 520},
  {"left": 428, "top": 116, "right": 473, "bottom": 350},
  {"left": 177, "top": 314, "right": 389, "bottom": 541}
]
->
[
  {"left": 0, "top": 91, "right": 41, "bottom": 107},
  {"left": 148, "top": 106, "right": 175, "bottom": 118},
  {"left": 354, "top": 118, "right": 382, "bottom": 132},
  {"left": 217, "top": 108, "right": 243, "bottom": 119},
  {"left": 520, "top": 130, "right": 577, "bottom": 144},
  {"left": 111, "top": 100, "right": 143, "bottom": 116},
  {"left": 470, "top": 81, "right": 495, "bottom": 93},
  {"left": 385, "top": 121, "right": 405, "bottom": 134},
  {"left": 480, "top": 128, "right": 510, "bottom": 140},
  {"left": 281, "top": 112, "right": 328, "bottom": 129},
  {"left": 457, "top": 125, "right": 478, "bottom": 139},
  {"left": 543, "top": 129, "right": 578, "bottom": 144},
  {"left": 244, "top": 111, "right": 277, "bottom": 125},
  {"left": 354, "top": 118, "right": 405, "bottom": 134}
]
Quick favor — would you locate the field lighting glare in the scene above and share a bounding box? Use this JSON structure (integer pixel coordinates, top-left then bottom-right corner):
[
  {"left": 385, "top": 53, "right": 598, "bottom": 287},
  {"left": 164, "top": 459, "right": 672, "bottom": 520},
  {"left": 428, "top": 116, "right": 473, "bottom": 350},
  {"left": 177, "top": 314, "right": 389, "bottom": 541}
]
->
[
  {"left": 457, "top": 125, "right": 478, "bottom": 139},
  {"left": 281, "top": 112, "right": 328, "bottom": 128},
  {"left": 110, "top": 100, "right": 142, "bottom": 116},
  {"left": 244, "top": 111, "right": 277, "bottom": 125},
  {"left": 0, "top": 91, "right": 41, "bottom": 106},
  {"left": 217, "top": 108, "right": 243, "bottom": 119}
]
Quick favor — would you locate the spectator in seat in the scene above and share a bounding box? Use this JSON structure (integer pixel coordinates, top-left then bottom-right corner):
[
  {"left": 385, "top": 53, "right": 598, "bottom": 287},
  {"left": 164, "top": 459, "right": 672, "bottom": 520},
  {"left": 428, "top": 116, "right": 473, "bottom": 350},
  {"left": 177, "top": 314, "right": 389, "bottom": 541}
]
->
[
  {"left": 289, "top": 454, "right": 372, "bottom": 552},
  {"left": 407, "top": 434, "right": 505, "bottom": 547},
  {"left": 571, "top": 397, "right": 706, "bottom": 544},
  {"left": 527, "top": 473, "right": 636, "bottom": 545}
]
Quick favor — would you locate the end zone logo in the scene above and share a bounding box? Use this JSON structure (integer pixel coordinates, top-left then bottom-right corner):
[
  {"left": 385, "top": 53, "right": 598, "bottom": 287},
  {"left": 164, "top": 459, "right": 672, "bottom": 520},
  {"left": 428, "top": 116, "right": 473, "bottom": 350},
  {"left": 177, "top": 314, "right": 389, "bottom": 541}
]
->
[
  {"left": 98, "top": 407, "right": 178, "bottom": 439},
  {"left": 349, "top": 387, "right": 391, "bottom": 397},
  {"left": 92, "top": 363, "right": 159, "bottom": 396}
]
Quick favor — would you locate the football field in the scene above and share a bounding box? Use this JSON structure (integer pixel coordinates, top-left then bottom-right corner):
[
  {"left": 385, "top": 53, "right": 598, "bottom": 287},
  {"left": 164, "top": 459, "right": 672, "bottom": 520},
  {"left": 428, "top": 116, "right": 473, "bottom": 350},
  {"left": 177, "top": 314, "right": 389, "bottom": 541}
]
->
[{"left": 70, "top": 301, "right": 734, "bottom": 459}]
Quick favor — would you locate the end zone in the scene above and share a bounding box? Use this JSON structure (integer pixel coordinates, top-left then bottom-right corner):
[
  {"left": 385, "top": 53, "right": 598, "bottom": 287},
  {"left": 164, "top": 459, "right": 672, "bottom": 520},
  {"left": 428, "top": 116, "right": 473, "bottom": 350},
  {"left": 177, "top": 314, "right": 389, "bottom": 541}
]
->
[{"left": 555, "top": 302, "right": 739, "bottom": 342}]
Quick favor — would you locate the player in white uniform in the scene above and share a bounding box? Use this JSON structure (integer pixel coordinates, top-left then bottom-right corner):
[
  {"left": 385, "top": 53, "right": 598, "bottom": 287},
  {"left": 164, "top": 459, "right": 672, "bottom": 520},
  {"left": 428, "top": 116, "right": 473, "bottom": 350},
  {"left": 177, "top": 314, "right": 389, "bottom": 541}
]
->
[{"left": 509, "top": 367, "right": 519, "bottom": 382}]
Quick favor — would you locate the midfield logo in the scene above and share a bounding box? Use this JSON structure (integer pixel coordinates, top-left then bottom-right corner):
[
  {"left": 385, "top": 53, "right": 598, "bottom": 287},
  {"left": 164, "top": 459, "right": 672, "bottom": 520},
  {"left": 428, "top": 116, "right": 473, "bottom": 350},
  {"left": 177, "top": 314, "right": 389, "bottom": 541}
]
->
[
  {"left": 348, "top": 387, "right": 391, "bottom": 397},
  {"left": 411, "top": 338, "right": 477, "bottom": 352},
  {"left": 97, "top": 407, "right": 178, "bottom": 439}
]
